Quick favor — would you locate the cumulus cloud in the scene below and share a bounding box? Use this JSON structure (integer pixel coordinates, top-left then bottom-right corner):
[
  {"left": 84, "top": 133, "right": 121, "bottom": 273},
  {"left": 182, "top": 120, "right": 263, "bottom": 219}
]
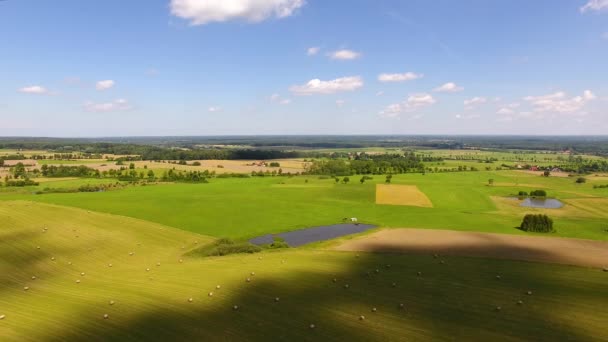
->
[
  {"left": 496, "top": 107, "right": 514, "bottom": 115},
  {"left": 379, "top": 93, "right": 436, "bottom": 118},
  {"left": 18, "top": 85, "right": 48, "bottom": 94},
  {"left": 328, "top": 49, "right": 361, "bottom": 60},
  {"left": 84, "top": 99, "right": 131, "bottom": 112},
  {"left": 208, "top": 106, "right": 222, "bottom": 112},
  {"left": 95, "top": 80, "right": 115, "bottom": 91},
  {"left": 270, "top": 93, "right": 291, "bottom": 104},
  {"left": 580, "top": 0, "right": 608, "bottom": 12},
  {"left": 524, "top": 90, "right": 596, "bottom": 113},
  {"left": 290, "top": 76, "right": 363, "bottom": 95},
  {"left": 307, "top": 47, "right": 320, "bottom": 56},
  {"left": 335, "top": 99, "right": 345, "bottom": 107},
  {"left": 433, "top": 82, "right": 463, "bottom": 93},
  {"left": 170, "top": 0, "right": 306, "bottom": 25},
  {"left": 377, "top": 72, "right": 423, "bottom": 82},
  {"left": 463, "top": 96, "right": 487, "bottom": 109}
]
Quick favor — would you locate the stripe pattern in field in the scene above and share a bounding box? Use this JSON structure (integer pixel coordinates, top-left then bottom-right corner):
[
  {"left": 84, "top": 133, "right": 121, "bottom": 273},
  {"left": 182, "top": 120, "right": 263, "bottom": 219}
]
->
[{"left": 375, "top": 184, "right": 433, "bottom": 207}]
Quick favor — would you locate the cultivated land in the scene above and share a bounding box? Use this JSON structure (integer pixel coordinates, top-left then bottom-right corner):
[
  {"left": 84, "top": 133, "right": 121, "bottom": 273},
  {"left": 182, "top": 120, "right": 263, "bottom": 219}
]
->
[
  {"left": 2, "top": 145, "right": 608, "bottom": 340},
  {"left": 1, "top": 201, "right": 607, "bottom": 341},
  {"left": 334, "top": 228, "right": 608, "bottom": 268}
]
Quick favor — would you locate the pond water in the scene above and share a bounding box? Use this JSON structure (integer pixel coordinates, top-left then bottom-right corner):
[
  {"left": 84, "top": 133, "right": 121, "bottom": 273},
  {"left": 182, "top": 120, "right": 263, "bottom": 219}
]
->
[
  {"left": 250, "top": 223, "right": 377, "bottom": 247},
  {"left": 510, "top": 197, "right": 564, "bottom": 209}
]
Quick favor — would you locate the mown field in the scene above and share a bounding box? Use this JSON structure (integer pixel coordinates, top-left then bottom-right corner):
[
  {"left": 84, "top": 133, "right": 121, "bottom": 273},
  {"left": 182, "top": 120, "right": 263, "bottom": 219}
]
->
[
  {"left": 1, "top": 201, "right": 607, "bottom": 341},
  {"left": 2, "top": 169, "right": 607, "bottom": 241}
]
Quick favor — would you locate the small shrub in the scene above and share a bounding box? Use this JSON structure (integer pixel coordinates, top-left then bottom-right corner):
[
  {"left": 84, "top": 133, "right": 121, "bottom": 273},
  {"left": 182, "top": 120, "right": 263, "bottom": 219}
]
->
[
  {"left": 520, "top": 214, "right": 554, "bottom": 233},
  {"left": 575, "top": 177, "right": 586, "bottom": 184},
  {"left": 188, "top": 238, "right": 261, "bottom": 257},
  {"left": 530, "top": 189, "right": 547, "bottom": 197},
  {"left": 191, "top": 161, "right": 201, "bottom": 166},
  {"left": 518, "top": 191, "right": 528, "bottom": 197}
]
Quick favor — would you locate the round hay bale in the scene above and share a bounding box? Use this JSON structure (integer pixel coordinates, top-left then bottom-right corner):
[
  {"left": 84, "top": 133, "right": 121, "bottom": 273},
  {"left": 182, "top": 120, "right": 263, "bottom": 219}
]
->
[
  {"left": 129, "top": 252, "right": 134, "bottom": 256},
  {"left": 109, "top": 300, "right": 115, "bottom": 305},
  {"left": 433, "top": 253, "right": 438, "bottom": 258},
  {"left": 0, "top": 314, "right": 5, "bottom": 320},
  {"left": 156, "top": 262, "right": 160, "bottom": 266},
  {"left": 76, "top": 279, "right": 81, "bottom": 284},
  {"left": 399, "top": 303, "right": 405, "bottom": 309},
  {"left": 188, "top": 298, "right": 193, "bottom": 303},
  {"left": 344, "top": 284, "right": 349, "bottom": 289},
  {"left": 23, "top": 286, "right": 29, "bottom": 291},
  {"left": 356, "top": 254, "right": 360, "bottom": 258},
  {"left": 526, "top": 290, "right": 532, "bottom": 295},
  {"left": 385, "top": 264, "right": 391, "bottom": 269},
  {"left": 309, "top": 323, "right": 315, "bottom": 329},
  {"left": 440, "top": 260, "right": 445, "bottom": 265},
  {"left": 603, "top": 267, "right": 607, "bottom": 272},
  {"left": 81, "top": 272, "right": 85, "bottom": 276},
  {"left": 274, "top": 297, "right": 280, "bottom": 302},
  {"left": 371, "top": 308, "right": 377, "bottom": 313},
  {"left": 281, "top": 260, "right": 285, "bottom": 264},
  {"left": 103, "top": 314, "right": 109, "bottom": 319},
  {"left": 517, "top": 300, "right": 523, "bottom": 305},
  {"left": 179, "top": 259, "right": 183, "bottom": 263},
  {"left": 417, "top": 271, "right": 422, "bottom": 276},
  {"left": 250, "top": 272, "right": 255, "bottom": 276},
  {"left": 68, "top": 262, "right": 72, "bottom": 265},
  {"left": 146, "top": 268, "right": 150, "bottom": 272},
  {"left": 332, "top": 278, "right": 337, "bottom": 283},
  {"left": 32, "top": 276, "right": 37, "bottom": 280},
  {"left": 359, "top": 315, "right": 365, "bottom": 320},
  {"left": 233, "top": 305, "right": 239, "bottom": 310},
  {"left": 392, "top": 282, "right": 397, "bottom": 287},
  {"left": 208, "top": 292, "right": 213, "bottom": 297},
  {"left": 36, "top": 246, "right": 40, "bottom": 249},
  {"left": 246, "top": 277, "right": 252, "bottom": 282},
  {"left": 108, "top": 263, "right": 113, "bottom": 267},
  {"left": 216, "top": 285, "right": 221, "bottom": 289},
  {"left": 496, "top": 275, "right": 501, "bottom": 280},
  {"left": 51, "top": 257, "right": 55, "bottom": 261},
  {"left": 375, "top": 269, "right": 379, "bottom": 273},
  {"left": 495, "top": 306, "right": 501, "bottom": 311},
  {"left": 258, "top": 257, "right": 262, "bottom": 260}
]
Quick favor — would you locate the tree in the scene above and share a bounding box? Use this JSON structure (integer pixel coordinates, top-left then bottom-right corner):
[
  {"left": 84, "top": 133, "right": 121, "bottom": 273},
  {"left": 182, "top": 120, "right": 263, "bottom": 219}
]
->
[
  {"left": 385, "top": 174, "right": 393, "bottom": 184},
  {"left": 520, "top": 214, "right": 554, "bottom": 233},
  {"left": 129, "top": 163, "right": 135, "bottom": 170},
  {"left": 575, "top": 177, "right": 586, "bottom": 184},
  {"left": 192, "top": 161, "right": 201, "bottom": 166},
  {"left": 335, "top": 177, "right": 340, "bottom": 184},
  {"left": 0, "top": 159, "right": 4, "bottom": 167},
  {"left": 488, "top": 178, "right": 494, "bottom": 186},
  {"left": 360, "top": 177, "right": 366, "bottom": 184},
  {"left": 12, "top": 162, "right": 27, "bottom": 179},
  {"left": 342, "top": 176, "right": 350, "bottom": 184}
]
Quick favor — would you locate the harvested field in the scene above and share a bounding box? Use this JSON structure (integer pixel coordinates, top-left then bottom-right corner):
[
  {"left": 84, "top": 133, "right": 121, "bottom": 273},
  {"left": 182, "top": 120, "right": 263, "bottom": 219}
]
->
[
  {"left": 375, "top": 184, "right": 433, "bottom": 207},
  {"left": 334, "top": 228, "right": 608, "bottom": 268}
]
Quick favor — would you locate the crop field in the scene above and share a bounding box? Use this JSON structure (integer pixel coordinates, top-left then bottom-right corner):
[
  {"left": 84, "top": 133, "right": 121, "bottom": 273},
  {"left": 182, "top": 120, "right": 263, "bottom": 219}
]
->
[
  {"left": 375, "top": 184, "right": 433, "bottom": 207},
  {"left": 1, "top": 201, "right": 607, "bottom": 341}
]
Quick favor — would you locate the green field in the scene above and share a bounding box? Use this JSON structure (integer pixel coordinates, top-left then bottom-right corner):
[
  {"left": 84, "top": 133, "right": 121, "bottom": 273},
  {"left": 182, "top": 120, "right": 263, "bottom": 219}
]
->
[
  {"left": 1, "top": 201, "right": 607, "bottom": 341},
  {"left": 3, "top": 170, "right": 607, "bottom": 241}
]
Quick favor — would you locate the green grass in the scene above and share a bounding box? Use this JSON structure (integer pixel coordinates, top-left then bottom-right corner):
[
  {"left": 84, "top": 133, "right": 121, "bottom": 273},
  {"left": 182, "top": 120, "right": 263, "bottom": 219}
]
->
[
  {"left": 1, "top": 201, "right": 607, "bottom": 341},
  {"left": 2, "top": 170, "right": 607, "bottom": 241}
]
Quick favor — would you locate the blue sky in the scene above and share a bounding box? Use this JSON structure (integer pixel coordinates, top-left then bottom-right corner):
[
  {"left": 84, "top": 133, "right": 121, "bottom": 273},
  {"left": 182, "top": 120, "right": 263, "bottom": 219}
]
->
[{"left": 1, "top": 0, "right": 607, "bottom": 136}]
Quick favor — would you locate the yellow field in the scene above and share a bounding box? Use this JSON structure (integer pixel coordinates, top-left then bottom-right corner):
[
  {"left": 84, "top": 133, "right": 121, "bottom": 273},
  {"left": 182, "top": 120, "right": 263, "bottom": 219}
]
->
[{"left": 375, "top": 184, "right": 433, "bottom": 207}]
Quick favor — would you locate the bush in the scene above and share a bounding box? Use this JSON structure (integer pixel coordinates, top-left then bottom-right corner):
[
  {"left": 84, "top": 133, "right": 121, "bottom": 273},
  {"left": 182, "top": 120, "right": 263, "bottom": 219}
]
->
[
  {"left": 189, "top": 238, "right": 261, "bottom": 257},
  {"left": 263, "top": 237, "right": 290, "bottom": 249},
  {"left": 520, "top": 214, "right": 554, "bottom": 233},
  {"left": 530, "top": 189, "right": 547, "bottom": 197},
  {"left": 191, "top": 161, "right": 201, "bottom": 166},
  {"left": 518, "top": 191, "right": 528, "bottom": 196},
  {"left": 575, "top": 177, "right": 586, "bottom": 184}
]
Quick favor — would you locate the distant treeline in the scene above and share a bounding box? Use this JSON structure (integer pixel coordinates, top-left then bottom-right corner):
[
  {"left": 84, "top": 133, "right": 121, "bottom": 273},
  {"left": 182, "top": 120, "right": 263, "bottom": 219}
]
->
[
  {"left": 306, "top": 152, "right": 425, "bottom": 176},
  {"left": 40, "top": 164, "right": 100, "bottom": 178}
]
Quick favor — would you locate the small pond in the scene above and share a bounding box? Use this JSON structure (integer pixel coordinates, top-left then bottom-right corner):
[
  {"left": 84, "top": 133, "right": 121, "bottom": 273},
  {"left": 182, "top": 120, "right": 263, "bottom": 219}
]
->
[
  {"left": 250, "top": 223, "right": 377, "bottom": 247},
  {"left": 509, "top": 197, "right": 564, "bottom": 209}
]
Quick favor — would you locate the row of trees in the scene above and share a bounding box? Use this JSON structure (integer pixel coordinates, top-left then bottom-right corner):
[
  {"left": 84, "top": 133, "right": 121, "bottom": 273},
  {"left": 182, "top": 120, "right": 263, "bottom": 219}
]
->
[
  {"left": 305, "top": 153, "right": 425, "bottom": 176},
  {"left": 520, "top": 214, "right": 554, "bottom": 233}
]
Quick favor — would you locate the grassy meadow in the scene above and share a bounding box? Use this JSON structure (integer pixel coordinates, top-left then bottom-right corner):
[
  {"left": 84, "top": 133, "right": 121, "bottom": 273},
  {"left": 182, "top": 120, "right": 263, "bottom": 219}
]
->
[
  {"left": 2, "top": 169, "right": 607, "bottom": 241},
  {"left": 1, "top": 201, "right": 607, "bottom": 341}
]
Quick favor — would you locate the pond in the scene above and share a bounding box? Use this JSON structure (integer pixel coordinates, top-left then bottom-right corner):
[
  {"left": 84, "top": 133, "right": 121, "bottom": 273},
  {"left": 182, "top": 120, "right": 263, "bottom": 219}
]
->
[
  {"left": 250, "top": 223, "right": 377, "bottom": 247},
  {"left": 510, "top": 197, "right": 564, "bottom": 209}
]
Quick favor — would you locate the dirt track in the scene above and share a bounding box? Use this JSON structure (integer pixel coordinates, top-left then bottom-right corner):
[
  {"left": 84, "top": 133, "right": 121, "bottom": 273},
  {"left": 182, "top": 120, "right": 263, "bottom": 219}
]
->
[{"left": 334, "top": 229, "right": 608, "bottom": 268}]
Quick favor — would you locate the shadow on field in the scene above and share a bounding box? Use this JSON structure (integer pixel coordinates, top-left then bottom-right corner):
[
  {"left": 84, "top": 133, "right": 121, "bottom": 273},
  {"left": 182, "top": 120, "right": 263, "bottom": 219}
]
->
[
  {"left": 0, "top": 230, "right": 55, "bottom": 290},
  {"left": 50, "top": 245, "right": 605, "bottom": 342}
]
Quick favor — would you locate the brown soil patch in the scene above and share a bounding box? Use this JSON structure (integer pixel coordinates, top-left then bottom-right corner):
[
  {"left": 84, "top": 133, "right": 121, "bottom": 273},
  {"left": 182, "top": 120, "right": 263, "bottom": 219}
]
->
[
  {"left": 375, "top": 184, "right": 433, "bottom": 207},
  {"left": 335, "top": 228, "right": 608, "bottom": 268}
]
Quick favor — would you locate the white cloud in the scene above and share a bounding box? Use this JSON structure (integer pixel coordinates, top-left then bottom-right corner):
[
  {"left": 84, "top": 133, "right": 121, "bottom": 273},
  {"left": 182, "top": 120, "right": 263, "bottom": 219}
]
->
[
  {"left": 496, "top": 107, "right": 514, "bottom": 115},
  {"left": 208, "top": 106, "right": 222, "bottom": 112},
  {"left": 270, "top": 93, "right": 291, "bottom": 104},
  {"left": 379, "top": 93, "right": 436, "bottom": 118},
  {"left": 377, "top": 72, "right": 423, "bottom": 82},
  {"left": 95, "top": 80, "right": 115, "bottom": 91},
  {"left": 433, "top": 82, "right": 463, "bottom": 93},
  {"left": 307, "top": 47, "right": 320, "bottom": 56},
  {"left": 18, "top": 85, "right": 48, "bottom": 94},
  {"left": 455, "top": 113, "right": 480, "bottom": 120},
  {"left": 463, "top": 96, "right": 487, "bottom": 109},
  {"left": 328, "top": 49, "right": 361, "bottom": 60},
  {"left": 290, "top": 76, "right": 363, "bottom": 95},
  {"left": 524, "top": 90, "right": 596, "bottom": 113},
  {"left": 580, "top": 0, "right": 608, "bottom": 13},
  {"left": 170, "top": 0, "right": 306, "bottom": 25},
  {"left": 84, "top": 99, "right": 131, "bottom": 112},
  {"left": 376, "top": 91, "right": 384, "bottom": 96},
  {"left": 335, "top": 99, "right": 345, "bottom": 107}
]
